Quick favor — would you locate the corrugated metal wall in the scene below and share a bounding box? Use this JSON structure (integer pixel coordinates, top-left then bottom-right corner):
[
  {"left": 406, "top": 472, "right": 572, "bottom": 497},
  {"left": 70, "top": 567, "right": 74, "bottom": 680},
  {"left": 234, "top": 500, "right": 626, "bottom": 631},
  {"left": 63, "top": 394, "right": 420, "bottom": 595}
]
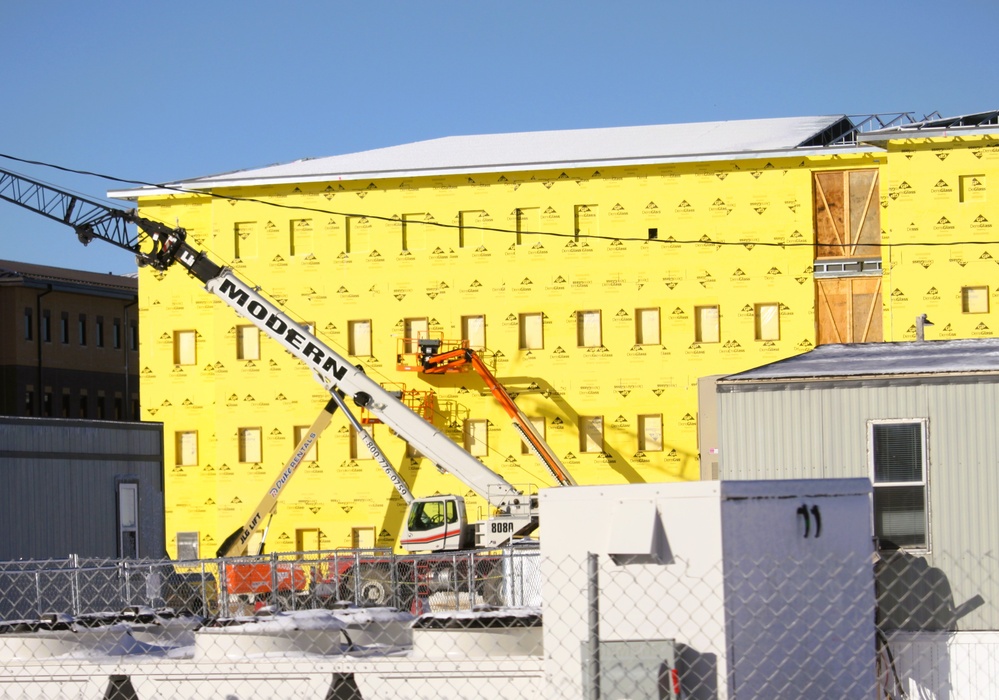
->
[
  {"left": 0, "top": 417, "right": 164, "bottom": 560},
  {"left": 716, "top": 377, "right": 999, "bottom": 630}
]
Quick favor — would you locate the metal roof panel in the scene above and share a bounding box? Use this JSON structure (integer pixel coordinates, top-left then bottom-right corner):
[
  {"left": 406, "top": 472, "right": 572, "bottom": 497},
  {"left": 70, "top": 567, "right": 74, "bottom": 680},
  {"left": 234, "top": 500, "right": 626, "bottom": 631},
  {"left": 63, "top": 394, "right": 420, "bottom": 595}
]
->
[
  {"left": 720, "top": 339, "right": 999, "bottom": 383},
  {"left": 110, "top": 116, "right": 847, "bottom": 197}
]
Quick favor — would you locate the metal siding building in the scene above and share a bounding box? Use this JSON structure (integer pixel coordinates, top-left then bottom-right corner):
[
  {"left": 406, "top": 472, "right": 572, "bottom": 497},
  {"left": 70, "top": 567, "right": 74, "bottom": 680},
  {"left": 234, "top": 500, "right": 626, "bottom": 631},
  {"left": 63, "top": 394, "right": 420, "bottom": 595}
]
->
[
  {"left": 0, "top": 417, "right": 164, "bottom": 560},
  {"left": 713, "top": 339, "right": 999, "bottom": 630}
]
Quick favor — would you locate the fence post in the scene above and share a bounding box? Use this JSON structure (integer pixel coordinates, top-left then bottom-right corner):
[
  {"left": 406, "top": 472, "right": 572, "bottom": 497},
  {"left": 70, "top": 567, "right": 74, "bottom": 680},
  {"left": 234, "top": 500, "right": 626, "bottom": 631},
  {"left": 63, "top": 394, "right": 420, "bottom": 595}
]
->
[
  {"left": 218, "top": 558, "right": 229, "bottom": 616},
  {"left": 71, "top": 554, "right": 81, "bottom": 616},
  {"left": 270, "top": 552, "right": 279, "bottom": 608},
  {"left": 585, "top": 552, "right": 601, "bottom": 700},
  {"left": 34, "top": 570, "right": 42, "bottom": 618},
  {"left": 467, "top": 550, "right": 475, "bottom": 607},
  {"left": 122, "top": 559, "right": 131, "bottom": 608}
]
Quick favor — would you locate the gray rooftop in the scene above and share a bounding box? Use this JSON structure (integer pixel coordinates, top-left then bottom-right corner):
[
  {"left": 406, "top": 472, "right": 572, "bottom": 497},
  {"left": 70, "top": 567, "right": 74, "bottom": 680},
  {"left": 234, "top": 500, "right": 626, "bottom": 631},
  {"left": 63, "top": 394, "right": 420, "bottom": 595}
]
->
[
  {"left": 720, "top": 339, "right": 999, "bottom": 383},
  {"left": 111, "top": 115, "right": 854, "bottom": 197},
  {"left": 0, "top": 259, "right": 137, "bottom": 298}
]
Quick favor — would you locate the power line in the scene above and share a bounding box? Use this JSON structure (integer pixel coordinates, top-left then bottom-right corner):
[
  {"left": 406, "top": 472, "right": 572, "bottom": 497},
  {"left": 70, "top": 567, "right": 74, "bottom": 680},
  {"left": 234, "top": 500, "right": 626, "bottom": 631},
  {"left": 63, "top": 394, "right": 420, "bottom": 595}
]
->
[{"left": 3, "top": 152, "right": 999, "bottom": 250}]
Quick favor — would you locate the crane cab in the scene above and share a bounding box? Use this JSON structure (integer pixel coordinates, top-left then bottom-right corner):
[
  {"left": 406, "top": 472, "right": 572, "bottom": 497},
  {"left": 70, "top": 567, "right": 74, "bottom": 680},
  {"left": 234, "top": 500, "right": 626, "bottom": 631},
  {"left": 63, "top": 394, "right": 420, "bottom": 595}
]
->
[{"left": 400, "top": 496, "right": 473, "bottom": 552}]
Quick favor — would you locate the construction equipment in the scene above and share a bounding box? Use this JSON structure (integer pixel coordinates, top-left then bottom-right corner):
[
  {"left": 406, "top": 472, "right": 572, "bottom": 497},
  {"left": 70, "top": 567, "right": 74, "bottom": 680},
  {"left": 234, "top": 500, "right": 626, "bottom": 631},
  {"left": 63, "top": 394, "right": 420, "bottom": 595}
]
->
[
  {"left": 0, "top": 166, "right": 567, "bottom": 570},
  {"left": 402, "top": 337, "right": 576, "bottom": 487}
]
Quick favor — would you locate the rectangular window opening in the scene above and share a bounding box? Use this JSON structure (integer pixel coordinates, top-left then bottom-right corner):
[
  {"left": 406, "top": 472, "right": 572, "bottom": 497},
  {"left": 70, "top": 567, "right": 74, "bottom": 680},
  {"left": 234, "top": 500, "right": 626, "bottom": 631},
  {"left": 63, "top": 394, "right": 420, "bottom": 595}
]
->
[
  {"left": 515, "top": 208, "right": 539, "bottom": 246},
  {"left": 638, "top": 414, "right": 664, "bottom": 452},
  {"left": 293, "top": 425, "right": 319, "bottom": 462},
  {"left": 290, "top": 218, "right": 313, "bottom": 257},
  {"left": 754, "top": 303, "right": 781, "bottom": 341},
  {"left": 462, "top": 315, "right": 486, "bottom": 351},
  {"left": 350, "top": 425, "right": 376, "bottom": 460},
  {"left": 580, "top": 416, "right": 604, "bottom": 453},
  {"left": 403, "top": 317, "right": 429, "bottom": 354},
  {"left": 519, "top": 312, "right": 544, "bottom": 350},
  {"left": 521, "top": 417, "right": 547, "bottom": 455},
  {"left": 173, "top": 330, "right": 196, "bottom": 365},
  {"left": 238, "top": 427, "right": 263, "bottom": 464},
  {"left": 962, "top": 286, "right": 989, "bottom": 314},
  {"left": 176, "top": 431, "right": 198, "bottom": 466},
  {"left": 636, "top": 308, "right": 661, "bottom": 345},
  {"left": 695, "top": 305, "right": 720, "bottom": 344},
  {"left": 574, "top": 204, "right": 599, "bottom": 242},
  {"left": 348, "top": 320, "right": 372, "bottom": 357},
  {"left": 463, "top": 419, "right": 488, "bottom": 457},
  {"left": 176, "top": 532, "right": 200, "bottom": 560},
  {"left": 459, "top": 210, "right": 486, "bottom": 249},
  {"left": 237, "top": 325, "right": 261, "bottom": 360},
  {"left": 576, "top": 310, "right": 602, "bottom": 348},
  {"left": 118, "top": 482, "right": 139, "bottom": 559}
]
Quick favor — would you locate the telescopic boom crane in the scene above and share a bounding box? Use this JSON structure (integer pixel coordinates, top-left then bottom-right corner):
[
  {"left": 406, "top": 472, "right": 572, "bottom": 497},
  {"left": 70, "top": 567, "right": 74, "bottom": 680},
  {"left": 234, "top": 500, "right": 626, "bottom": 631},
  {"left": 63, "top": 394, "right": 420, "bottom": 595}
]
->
[{"left": 0, "top": 166, "right": 538, "bottom": 551}]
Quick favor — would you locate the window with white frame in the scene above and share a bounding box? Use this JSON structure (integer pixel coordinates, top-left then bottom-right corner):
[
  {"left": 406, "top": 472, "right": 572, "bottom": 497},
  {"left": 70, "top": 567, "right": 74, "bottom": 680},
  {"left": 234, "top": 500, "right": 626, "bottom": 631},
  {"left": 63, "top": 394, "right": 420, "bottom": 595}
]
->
[
  {"left": 118, "top": 482, "right": 138, "bottom": 559},
  {"left": 870, "top": 419, "right": 928, "bottom": 550}
]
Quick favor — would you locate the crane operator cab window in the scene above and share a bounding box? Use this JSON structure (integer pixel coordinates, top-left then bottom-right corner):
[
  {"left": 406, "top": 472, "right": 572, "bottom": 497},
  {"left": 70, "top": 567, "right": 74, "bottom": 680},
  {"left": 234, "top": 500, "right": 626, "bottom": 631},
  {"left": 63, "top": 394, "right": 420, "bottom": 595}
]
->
[{"left": 408, "top": 499, "right": 459, "bottom": 532}]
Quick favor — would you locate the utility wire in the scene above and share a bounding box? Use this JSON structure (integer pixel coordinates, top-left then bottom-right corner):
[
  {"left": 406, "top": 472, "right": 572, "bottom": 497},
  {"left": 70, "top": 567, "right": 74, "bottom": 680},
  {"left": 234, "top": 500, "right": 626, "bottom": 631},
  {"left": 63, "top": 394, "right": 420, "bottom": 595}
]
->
[{"left": 4, "top": 152, "right": 999, "bottom": 250}]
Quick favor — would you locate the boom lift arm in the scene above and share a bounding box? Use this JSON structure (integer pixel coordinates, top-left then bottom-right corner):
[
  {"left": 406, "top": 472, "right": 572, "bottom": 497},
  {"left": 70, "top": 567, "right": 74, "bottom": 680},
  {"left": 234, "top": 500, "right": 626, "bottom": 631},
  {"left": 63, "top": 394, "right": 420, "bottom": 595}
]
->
[
  {"left": 0, "top": 167, "right": 534, "bottom": 549},
  {"left": 216, "top": 390, "right": 415, "bottom": 558},
  {"left": 418, "top": 344, "right": 576, "bottom": 487}
]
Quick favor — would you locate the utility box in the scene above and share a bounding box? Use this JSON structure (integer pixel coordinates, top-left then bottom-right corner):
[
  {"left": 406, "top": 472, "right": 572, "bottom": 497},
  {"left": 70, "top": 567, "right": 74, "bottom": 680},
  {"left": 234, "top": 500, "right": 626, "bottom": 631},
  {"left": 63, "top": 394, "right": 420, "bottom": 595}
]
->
[{"left": 540, "top": 479, "right": 875, "bottom": 700}]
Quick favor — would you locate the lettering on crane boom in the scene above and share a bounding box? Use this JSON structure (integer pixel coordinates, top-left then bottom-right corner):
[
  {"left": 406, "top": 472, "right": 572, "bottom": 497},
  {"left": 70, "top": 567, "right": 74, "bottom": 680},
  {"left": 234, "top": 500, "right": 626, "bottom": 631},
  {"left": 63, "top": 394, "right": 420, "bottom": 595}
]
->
[
  {"left": 268, "top": 432, "right": 318, "bottom": 498},
  {"left": 239, "top": 513, "right": 262, "bottom": 546},
  {"left": 218, "top": 278, "right": 348, "bottom": 382},
  {"left": 490, "top": 521, "right": 515, "bottom": 534},
  {"left": 360, "top": 432, "right": 410, "bottom": 496}
]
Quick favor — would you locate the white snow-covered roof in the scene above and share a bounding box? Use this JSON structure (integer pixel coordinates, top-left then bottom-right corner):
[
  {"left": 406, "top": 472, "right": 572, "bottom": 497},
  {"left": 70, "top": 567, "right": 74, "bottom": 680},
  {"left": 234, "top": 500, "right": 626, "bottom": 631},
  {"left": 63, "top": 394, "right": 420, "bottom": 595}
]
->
[
  {"left": 720, "top": 339, "right": 999, "bottom": 384},
  {"left": 110, "top": 115, "right": 852, "bottom": 197}
]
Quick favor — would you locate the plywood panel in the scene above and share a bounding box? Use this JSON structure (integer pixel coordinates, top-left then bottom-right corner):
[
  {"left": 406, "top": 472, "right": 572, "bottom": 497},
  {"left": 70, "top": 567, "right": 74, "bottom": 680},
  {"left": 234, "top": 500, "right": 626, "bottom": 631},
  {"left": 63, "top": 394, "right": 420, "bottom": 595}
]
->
[
  {"left": 817, "top": 277, "right": 883, "bottom": 345},
  {"left": 814, "top": 170, "right": 880, "bottom": 258}
]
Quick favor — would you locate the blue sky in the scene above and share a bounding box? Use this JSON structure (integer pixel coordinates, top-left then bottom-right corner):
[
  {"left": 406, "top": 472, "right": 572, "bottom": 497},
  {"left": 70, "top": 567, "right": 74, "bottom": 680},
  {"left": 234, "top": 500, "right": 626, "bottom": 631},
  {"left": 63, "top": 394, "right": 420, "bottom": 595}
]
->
[{"left": 2, "top": 1, "right": 996, "bottom": 274}]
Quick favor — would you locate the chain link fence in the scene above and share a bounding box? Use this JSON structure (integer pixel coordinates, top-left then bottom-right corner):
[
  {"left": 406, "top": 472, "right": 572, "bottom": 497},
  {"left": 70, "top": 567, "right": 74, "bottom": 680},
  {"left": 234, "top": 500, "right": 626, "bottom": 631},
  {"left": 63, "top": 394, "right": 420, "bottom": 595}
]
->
[{"left": 0, "top": 546, "right": 993, "bottom": 699}]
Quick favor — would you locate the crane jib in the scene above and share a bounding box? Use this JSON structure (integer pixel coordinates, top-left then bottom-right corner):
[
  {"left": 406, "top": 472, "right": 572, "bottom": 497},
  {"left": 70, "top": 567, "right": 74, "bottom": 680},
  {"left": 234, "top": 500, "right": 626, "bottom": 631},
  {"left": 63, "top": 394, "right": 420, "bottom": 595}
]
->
[{"left": 216, "top": 277, "right": 348, "bottom": 382}]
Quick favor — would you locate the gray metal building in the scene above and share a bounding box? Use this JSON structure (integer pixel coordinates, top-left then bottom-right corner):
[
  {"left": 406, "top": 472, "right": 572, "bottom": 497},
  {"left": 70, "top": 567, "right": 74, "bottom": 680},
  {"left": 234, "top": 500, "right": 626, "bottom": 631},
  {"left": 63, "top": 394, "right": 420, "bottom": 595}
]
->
[
  {"left": 707, "top": 338, "right": 999, "bottom": 630},
  {"left": 0, "top": 416, "right": 164, "bottom": 560}
]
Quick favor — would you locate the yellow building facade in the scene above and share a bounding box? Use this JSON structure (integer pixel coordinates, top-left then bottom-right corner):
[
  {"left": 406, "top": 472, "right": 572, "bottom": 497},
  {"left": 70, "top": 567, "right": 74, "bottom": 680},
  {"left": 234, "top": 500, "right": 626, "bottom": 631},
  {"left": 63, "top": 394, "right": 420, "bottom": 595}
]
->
[{"left": 119, "top": 114, "right": 999, "bottom": 558}]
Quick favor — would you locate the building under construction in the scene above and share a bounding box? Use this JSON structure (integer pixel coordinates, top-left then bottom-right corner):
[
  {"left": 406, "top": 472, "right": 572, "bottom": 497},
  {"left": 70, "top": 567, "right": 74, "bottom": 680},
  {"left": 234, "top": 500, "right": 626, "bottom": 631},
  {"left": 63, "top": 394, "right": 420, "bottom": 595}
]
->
[{"left": 108, "top": 110, "right": 999, "bottom": 559}]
